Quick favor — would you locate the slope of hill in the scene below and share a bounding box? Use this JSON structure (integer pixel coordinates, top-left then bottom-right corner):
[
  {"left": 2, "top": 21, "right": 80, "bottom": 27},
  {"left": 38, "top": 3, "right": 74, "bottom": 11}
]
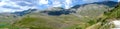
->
[
  {"left": 12, "top": 3, "right": 119, "bottom": 29},
  {"left": 0, "top": 1, "right": 119, "bottom": 29}
]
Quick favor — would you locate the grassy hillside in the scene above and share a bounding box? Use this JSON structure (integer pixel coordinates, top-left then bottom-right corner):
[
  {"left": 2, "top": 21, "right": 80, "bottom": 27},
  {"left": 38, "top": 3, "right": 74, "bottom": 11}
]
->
[
  {"left": 13, "top": 13, "right": 98, "bottom": 29},
  {"left": 76, "top": 4, "right": 111, "bottom": 17},
  {"left": 12, "top": 4, "right": 120, "bottom": 29},
  {"left": 0, "top": 3, "right": 119, "bottom": 29},
  {"left": 104, "top": 3, "right": 120, "bottom": 19}
]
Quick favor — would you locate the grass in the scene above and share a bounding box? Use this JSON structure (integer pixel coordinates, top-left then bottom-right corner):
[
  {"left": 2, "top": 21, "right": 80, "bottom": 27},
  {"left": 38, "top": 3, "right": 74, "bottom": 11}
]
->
[{"left": 0, "top": 3, "right": 119, "bottom": 29}]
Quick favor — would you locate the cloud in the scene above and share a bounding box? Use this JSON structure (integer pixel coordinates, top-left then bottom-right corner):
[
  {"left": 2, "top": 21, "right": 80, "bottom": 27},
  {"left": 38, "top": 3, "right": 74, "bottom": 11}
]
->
[
  {"left": 0, "top": 0, "right": 21, "bottom": 12},
  {"left": 0, "top": 2, "right": 6, "bottom": 6},
  {"left": 0, "top": 0, "right": 39, "bottom": 12},
  {"left": 52, "top": 1, "right": 62, "bottom": 7},
  {"left": 82, "top": 0, "right": 99, "bottom": 3},
  {"left": 118, "top": 0, "right": 120, "bottom": 2},
  {"left": 0, "top": 0, "right": 20, "bottom": 7},
  {"left": 0, "top": 7, "right": 22, "bottom": 12},
  {"left": 16, "top": 1, "right": 33, "bottom": 6},
  {"left": 0, "top": 0, "right": 118, "bottom": 12},
  {"left": 39, "top": 0, "right": 48, "bottom": 4},
  {"left": 64, "top": 0, "right": 72, "bottom": 9},
  {"left": 2, "top": 5, "right": 20, "bottom": 9}
]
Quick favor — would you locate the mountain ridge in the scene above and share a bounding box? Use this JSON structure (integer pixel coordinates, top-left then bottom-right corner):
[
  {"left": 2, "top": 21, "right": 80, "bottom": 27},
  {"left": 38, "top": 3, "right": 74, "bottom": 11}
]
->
[{"left": 8, "top": 1, "right": 118, "bottom": 16}]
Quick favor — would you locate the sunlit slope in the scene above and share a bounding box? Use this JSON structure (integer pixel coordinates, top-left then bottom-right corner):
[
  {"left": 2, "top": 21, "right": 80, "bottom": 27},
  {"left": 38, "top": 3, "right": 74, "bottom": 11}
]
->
[
  {"left": 86, "top": 3, "right": 120, "bottom": 29},
  {"left": 12, "top": 4, "right": 117, "bottom": 29},
  {"left": 13, "top": 13, "right": 99, "bottom": 29},
  {"left": 104, "top": 3, "right": 120, "bottom": 19}
]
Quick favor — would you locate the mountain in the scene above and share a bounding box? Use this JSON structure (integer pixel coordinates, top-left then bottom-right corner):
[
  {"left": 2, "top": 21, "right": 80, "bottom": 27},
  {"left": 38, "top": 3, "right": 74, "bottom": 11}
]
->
[
  {"left": 90, "top": 1, "right": 118, "bottom": 7},
  {"left": 11, "top": 5, "right": 117, "bottom": 29},
  {"left": 0, "top": 1, "right": 119, "bottom": 29},
  {"left": 70, "top": 1, "right": 117, "bottom": 17},
  {"left": 7, "top": 1, "right": 117, "bottom": 16},
  {"left": 41, "top": 7, "right": 75, "bottom": 16},
  {"left": 12, "top": 9, "right": 38, "bottom": 16},
  {"left": 70, "top": 1, "right": 118, "bottom": 9},
  {"left": 9, "top": 2, "right": 119, "bottom": 29},
  {"left": 104, "top": 2, "right": 120, "bottom": 19}
]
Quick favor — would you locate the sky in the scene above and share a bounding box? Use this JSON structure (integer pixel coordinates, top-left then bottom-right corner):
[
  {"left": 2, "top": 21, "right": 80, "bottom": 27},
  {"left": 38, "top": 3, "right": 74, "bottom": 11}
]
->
[{"left": 0, "top": 0, "right": 119, "bottom": 12}]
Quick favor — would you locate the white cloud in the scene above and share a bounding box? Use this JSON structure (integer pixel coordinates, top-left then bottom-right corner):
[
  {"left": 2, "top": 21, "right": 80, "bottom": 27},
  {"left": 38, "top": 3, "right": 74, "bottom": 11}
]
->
[
  {"left": 0, "top": 0, "right": 10, "bottom": 6},
  {"left": 66, "top": 0, "right": 71, "bottom": 5},
  {"left": 24, "top": 1, "right": 32, "bottom": 4},
  {"left": 52, "top": 1, "right": 62, "bottom": 7},
  {"left": 39, "top": 0, "right": 48, "bottom": 4},
  {"left": 19, "top": 6, "right": 37, "bottom": 10},
  {"left": 82, "top": 0, "right": 98, "bottom": 3},
  {"left": 0, "top": 1, "right": 7, "bottom": 6},
  {"left": 0, "top": 0, "right": 20, "bottom": 7},
  {"left": 0, "top": 0, "right": 38, "bottom": 12},
  {"left": 118, "top": 0, "right": 120, "bottom": 2},
  {"left": 0, "top": 0, "right": 117, "bottom": 12},
  {"left": 0, "top": 0, "right": 21, "bottom": 12},
  {"left": 0, "top": 7, "right": 22, "bottom": 12},
  {"left": 64, "top": 0, "right": 71, "bottom": 9}
]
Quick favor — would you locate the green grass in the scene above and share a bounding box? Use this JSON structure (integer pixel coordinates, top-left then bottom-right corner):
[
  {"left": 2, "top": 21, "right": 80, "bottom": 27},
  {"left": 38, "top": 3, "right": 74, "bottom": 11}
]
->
[{"left": 0, "top": 3, "right": 119, "bottom": 29}]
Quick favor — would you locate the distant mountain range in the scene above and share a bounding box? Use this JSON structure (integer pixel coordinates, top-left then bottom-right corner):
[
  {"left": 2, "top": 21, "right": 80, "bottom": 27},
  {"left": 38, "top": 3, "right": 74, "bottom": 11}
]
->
[
  {"left": 12, "top": 9, "right": 37, "bottom": 16},
  {"left": 10, "top": 1, "right": 118, "bottom": 16},
  {"left": 71, "top": 1, "right": 118, "bottom": 9},
  {"left": 12, "top": 2, "right": 120, "bottom": 29}
]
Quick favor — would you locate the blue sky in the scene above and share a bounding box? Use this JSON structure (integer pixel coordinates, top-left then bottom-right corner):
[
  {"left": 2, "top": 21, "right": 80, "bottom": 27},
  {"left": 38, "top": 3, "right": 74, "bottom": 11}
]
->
[{"left": 0, "top": 0, "right": 119, "bottom": 12}]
